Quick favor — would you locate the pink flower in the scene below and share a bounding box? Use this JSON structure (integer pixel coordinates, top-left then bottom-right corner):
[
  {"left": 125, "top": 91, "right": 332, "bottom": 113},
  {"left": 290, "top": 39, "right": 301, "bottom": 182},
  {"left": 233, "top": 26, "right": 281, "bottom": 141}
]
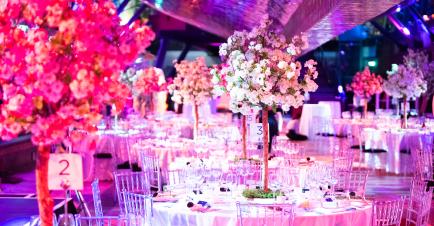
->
[
  {"left": 347, "top": 67, "right": 383, "bottom": 98},
  {"left": 0, "top": 0, "right": 155, "bottom": 146}
]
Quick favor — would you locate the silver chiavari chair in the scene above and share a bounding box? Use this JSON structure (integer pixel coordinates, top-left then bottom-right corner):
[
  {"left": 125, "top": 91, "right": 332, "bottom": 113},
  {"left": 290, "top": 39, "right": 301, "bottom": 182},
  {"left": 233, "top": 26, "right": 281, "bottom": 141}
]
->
[
  {"left": 332, "top": 155, "right": 353, "bottom": 192},
  {"left": 122, "top": 191, "right": 153, "bottom": 226},
  {"left": 347, "top": 169, "right": 370, "bottom": 200},
  {"left": 372, "top": 196, "right": 406, "bottom": 226},
  {"left": 139, "top": 150, "right": 162, "bottom": 192},
  {"left": 411, "top": 134, "right": 433, "bottom": 181},
  {"left": 406, "top": 179, "right": 433, "bottom": 226},
  {"left": 91, "top": 179, "right": 103, "bottom": 217},
  {"left": 236, "top": 202, "right": 295, "bottom": 226},
  {"left": 114, "top": 172, "right": 151, "bottom": 215},
  {"left": 75, "top": 215, "right": 127, "bottom": 226}
]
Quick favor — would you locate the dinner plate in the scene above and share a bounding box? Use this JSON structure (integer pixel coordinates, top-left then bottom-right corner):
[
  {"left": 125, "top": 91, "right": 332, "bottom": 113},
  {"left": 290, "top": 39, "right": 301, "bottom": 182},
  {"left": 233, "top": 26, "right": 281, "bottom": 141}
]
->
[{"left": 153, "top": 197, "right": 178, "bottom": 202}]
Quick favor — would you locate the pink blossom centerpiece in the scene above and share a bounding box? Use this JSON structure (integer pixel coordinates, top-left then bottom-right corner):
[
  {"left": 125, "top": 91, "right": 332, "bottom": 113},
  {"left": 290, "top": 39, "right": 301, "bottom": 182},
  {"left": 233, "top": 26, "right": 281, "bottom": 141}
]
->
[
  {"left": 168, "top": 57, "right": 213, "bottom": 139},
  {"left": 0, "top": 1, "right": 154, "bottom": 224},
  {"left": 212, "top": 16, "right": 319, "bottom": 190},
  {"left": 132, "top": 67, "right": 167, "bottom": 116},
  {"left": 346, "top": 67, "right": 383, "bottom": 118}
]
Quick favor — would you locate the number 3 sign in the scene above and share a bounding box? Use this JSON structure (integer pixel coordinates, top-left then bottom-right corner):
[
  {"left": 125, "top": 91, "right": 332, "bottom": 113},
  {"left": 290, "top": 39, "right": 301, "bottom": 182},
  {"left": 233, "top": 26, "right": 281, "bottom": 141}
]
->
[
  {"left": 249, "top": 123, "right": 269, "bottom": 142},
  {"left": 48, "top": 154, "right": 83, "bottom": 190}
]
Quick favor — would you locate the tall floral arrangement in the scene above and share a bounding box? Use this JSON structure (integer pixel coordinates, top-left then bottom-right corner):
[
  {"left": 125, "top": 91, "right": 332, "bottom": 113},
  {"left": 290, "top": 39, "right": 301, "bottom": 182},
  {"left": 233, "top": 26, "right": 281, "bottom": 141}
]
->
[
  {"left": 347, "top": 67, "right": 383, "bottom": 99},
  {"left": 0, "top": 1, "right": 154, "bottom": 224},
  {"left": 383, "top": 64, "right": 427, "bottom": 99},
  {"left": 346, "top": 67, "right": 383, "bottom": 117},
  {"left": 132, "top": 67, "right": 167, "bottom": 116},
  {"left": 168, "top": 57, "right": 213, "bottom": 138},
  {"left": 403, "top": 49, "right": 434, "bottom": 113},
  {"left": 425, "top": 61, "right": 434, "bottom": 97},
  {"left": 213, "top": 18, "right": 318, "bottom": 115},
  {"left": 212, "top": 16, "right": 319, "bottom": 190},
  {"left": 133, "top": 67, "right": 167, "bottom": 96},
  {"left": 383, "top": 61, "right": 427, "bottom": 128}
]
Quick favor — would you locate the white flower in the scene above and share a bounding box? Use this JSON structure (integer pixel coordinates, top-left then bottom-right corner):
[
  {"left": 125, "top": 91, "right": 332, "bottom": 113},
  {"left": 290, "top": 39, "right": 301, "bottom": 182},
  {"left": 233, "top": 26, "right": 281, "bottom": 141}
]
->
[
  {"left": 277, "top": 61, "right": 288, "bottom": 69},
  {"left": 287, "top": 71, "right": 295, "bottom": 80},
  {"left": 211, "top": 75, "right": 220, "bottom": 84},
  {"left": 216, "top": 17, "right": 318, "bottom": 113},
  {"left": 255, "top": 44, "right": 262, "bottom": 51}
]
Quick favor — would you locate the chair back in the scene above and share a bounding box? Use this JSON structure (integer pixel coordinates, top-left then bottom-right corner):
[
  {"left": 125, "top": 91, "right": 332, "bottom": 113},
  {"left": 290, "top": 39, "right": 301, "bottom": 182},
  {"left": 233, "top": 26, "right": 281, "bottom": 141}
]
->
[
  {"left": 333, "top": 156, "right": 353, "bottom": 172},
  {"left": 348, "top": 169, "right": 369, "bottom": 199},
  {"left": 114, "top": 172, "right": 150, "bottom": 215},
  {"left": 406, "top": 179, "right": 433, "bottom": 226},
  {"left": 91, "top": 179, "right": 103, "bottom": 217},
  {"left": 332, "top": 156, "right": 353, "bottom": 192},
  {"left": 372, "top": 196, "right": 406, "bottom": 226},
  {"left": 236, "top": 202, "right": 295, "bottom": 226},
  {"left": 411, "top": 134, "right": 433, "bottom": 180},
  {"left": 139, "top": 150, "right": 162, "bottom": 192},
  {"left": 122, "top": 191, "right": 153, "bottom": 226},
  {"left": 75, "top": 215, "right": 125, "bottom": 226},
  {"left": 161, "top": 168, "right": 188, "bottom": 187}
]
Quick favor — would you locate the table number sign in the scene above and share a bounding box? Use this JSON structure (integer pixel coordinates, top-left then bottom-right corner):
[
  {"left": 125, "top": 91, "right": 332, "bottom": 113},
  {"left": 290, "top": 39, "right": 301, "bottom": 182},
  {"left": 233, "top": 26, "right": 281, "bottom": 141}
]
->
[
  {"left": 48, "top": 154, "right": 83, "bottom": 190},
  {"left": 246, "top": 113, "right": 256, "bottom": 125},
  {"left": 249, "top": 123, "right": 269, "bottom": 142}
]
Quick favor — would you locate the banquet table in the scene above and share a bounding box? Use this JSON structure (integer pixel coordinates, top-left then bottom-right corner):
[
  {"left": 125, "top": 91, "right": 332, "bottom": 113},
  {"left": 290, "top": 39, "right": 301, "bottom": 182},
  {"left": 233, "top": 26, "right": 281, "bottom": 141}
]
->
[
  {"left": 152, "top": 193, "right": 372, "bottom": 226},
  {"left": 318, "top": 101, "right": 341, "bottom": 119},
  {"left": 362, "top": 128, "right": 433, "bottom": 174},
  {"left": 298, "top": 104, "right": 333, "bottom": 137}
]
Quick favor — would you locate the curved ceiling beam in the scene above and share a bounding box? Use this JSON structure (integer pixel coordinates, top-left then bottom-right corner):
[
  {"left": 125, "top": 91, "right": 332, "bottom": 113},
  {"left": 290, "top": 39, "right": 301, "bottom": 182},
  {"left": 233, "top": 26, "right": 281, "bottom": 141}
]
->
[{"left": 142, "top": 0, "right": 405, "bottom": 52}]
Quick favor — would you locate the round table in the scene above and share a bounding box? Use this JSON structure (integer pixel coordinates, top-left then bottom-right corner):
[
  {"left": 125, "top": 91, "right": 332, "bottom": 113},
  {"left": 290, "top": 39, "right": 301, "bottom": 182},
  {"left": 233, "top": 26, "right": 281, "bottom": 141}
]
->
[
  {"left": 298, "top": 104, "right": 333, "bottom": 137},
  {"left": 362, "top": 128, "right": 433, "bottom": 174},
  {"left": 152, "top": 195, "right": 372, "bottom": 226},
  {"left": 318, "top": 101, "right": 341, "bottom": 119}
]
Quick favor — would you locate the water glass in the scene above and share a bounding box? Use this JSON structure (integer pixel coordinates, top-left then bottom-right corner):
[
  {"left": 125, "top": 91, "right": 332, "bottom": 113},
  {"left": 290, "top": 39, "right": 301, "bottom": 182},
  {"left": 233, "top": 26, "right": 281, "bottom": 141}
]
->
[{"left": 57, "top": 214, "right": 75, "bottom": 226}]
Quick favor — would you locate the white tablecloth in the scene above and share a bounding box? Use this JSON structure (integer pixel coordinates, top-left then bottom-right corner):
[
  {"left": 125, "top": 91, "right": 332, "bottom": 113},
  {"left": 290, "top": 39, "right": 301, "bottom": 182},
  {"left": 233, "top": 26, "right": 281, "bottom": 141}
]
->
[
  {"left": 153, "top": 199, "right": 372, "bottom": 226},
  {"left": 298, "top": 104, "right": 333, "bottom": 137},
  {"left": 318, "top": 101, "right": 341, "bottom": 119},
  {"left": 362, "top": 128, "right": 433, "bottom": 174}
]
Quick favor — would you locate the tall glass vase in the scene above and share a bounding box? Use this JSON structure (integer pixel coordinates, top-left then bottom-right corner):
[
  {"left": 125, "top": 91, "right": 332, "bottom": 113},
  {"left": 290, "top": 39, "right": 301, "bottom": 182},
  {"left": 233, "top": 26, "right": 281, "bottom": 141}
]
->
[
  {"left": 193, "top": 104, "right": 199, "bottom": 140},
  {"left": 133, "top": 94, "right": 154, "bottom": 118},
  {"left": 361, "top": 98, "right": 369, "bottom": 119},
  {"left": 262, "top": 107, "right": 269, "bottom": 191},
  {"left": 402, "top": 96, "right": 408, "bottom": 129},
  {"left": 242, "top": 115, "right": 247, "bottom": 159},
  {"left": 144, "top": 94, "right": 154, "bottom": 117}
]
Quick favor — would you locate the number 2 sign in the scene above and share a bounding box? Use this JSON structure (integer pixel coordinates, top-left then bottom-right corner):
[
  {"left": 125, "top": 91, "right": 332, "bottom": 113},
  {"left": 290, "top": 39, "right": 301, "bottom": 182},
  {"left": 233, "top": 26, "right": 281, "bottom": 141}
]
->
[{"left": 48, "top": 154, "right": 83, "bottom": 190}]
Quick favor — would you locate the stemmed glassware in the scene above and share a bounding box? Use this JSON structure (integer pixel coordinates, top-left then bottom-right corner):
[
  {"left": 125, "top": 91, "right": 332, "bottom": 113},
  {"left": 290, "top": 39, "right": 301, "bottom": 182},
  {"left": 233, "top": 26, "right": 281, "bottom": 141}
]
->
[{"left": 184, "top": 159, "right": 205, "bottom": 194}]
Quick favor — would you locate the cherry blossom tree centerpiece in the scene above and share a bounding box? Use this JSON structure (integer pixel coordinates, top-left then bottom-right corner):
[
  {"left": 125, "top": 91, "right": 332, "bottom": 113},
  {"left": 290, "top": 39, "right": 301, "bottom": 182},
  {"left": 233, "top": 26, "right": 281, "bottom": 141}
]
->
[
  {"left": 346, "top": 67, "right": 383, "bottom": 118},
  {"left": 212, "top": 17, "right": 319, "bottom": 190},
  {"left": 121, "top": 67, "right": 167, "bottom": 117},
  {"left": 383, "top": 63, "right": 427, "bottom": 128},
  {"left": 0, "top": 1, "right": 154, "bottom": 224},
  {"left": 400, "top": 49, "right": 434, "bottom": 115},
  {"left": 168, "top": 57, "right": 213, "bottom": 139}
]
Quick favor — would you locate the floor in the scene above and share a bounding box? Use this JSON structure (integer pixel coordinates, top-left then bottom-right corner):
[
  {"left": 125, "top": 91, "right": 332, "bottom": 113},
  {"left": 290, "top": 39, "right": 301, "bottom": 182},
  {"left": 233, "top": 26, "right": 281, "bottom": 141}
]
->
[{"left": 0, "top": 136, "right": 432, "bottom": 225}]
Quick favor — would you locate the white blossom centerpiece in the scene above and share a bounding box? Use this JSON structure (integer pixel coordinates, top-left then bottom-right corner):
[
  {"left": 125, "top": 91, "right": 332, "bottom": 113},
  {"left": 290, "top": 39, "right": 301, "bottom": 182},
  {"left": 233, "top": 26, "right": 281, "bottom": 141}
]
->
[
  {"left": 212, "top": 16, "right": 319, "bottom": 190},
  {"left": 383, "top": 50, "right": 428, "bottom": 128}
]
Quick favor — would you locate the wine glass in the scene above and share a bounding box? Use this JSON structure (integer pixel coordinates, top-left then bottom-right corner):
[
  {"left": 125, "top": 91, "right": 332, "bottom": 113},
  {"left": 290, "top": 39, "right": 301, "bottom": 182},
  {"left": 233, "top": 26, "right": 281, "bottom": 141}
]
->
[
  {"left": 269, "top": 171, "right": 283, "bottom": 199},
  {"left": 223, "top": 172, "right": 237, "bottom": 197},
  {"left": 238, "top": 160, "right": 250, "bottom": 187}
]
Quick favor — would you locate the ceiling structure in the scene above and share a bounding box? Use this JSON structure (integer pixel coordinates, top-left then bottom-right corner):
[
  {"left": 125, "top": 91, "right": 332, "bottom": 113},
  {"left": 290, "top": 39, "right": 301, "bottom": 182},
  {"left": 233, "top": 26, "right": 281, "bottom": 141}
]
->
[{"left": 142, "top": 0, "right": 405, "bottom": 52}]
